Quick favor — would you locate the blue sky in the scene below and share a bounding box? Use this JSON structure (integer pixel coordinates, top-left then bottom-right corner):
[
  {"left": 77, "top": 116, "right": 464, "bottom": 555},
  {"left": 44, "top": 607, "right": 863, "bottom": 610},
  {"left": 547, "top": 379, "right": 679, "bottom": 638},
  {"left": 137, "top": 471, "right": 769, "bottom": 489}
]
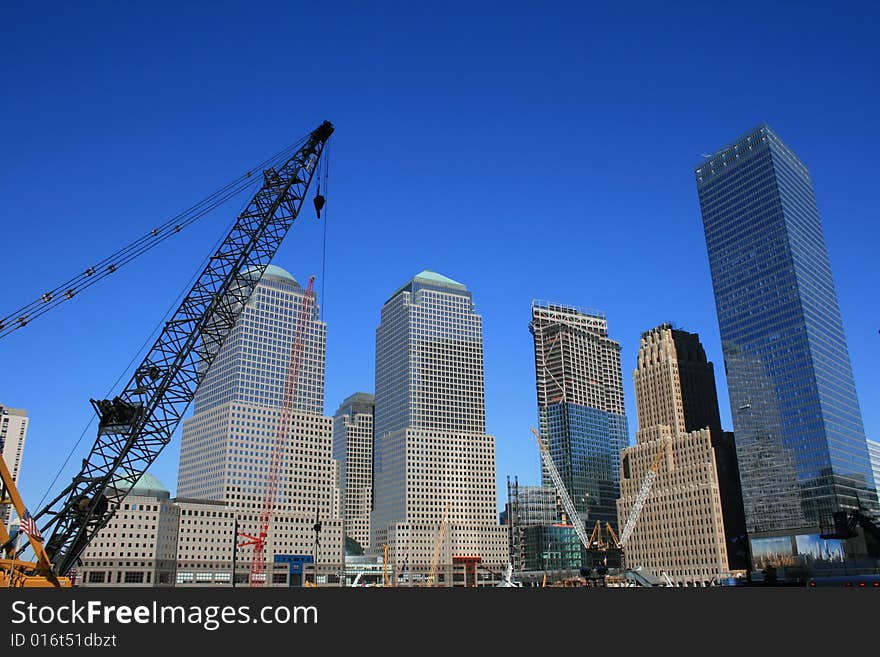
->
[{"left": 1, "top": 2, "right": 877, "bottom": 514}]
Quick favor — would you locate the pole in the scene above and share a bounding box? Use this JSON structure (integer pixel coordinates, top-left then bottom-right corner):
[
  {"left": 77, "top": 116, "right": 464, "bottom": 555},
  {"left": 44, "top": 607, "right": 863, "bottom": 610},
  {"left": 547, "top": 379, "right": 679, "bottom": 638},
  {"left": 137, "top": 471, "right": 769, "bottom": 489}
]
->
[
  {"left": 313, "top": 507, "right": 321, "bottom": 587},
  {"left": 232, "top": 517, "right": 239, "bottom": 588},
  {"left": 8, "top": 526, "right": 19, "bottom": 588}
]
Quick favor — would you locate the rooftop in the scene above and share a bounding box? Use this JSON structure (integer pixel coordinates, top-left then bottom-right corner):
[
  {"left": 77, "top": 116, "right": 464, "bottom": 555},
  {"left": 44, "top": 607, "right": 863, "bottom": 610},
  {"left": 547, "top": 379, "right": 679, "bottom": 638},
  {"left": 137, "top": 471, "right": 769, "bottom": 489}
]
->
[
  {"left": 244, "top": 264, "right": 300, "bottom": 287},
  {"left": 121, "top": 473, "right": 171, "bottom": 499},
  {"left": 387, "top": 270, "right": 468, "bottom": 302}
]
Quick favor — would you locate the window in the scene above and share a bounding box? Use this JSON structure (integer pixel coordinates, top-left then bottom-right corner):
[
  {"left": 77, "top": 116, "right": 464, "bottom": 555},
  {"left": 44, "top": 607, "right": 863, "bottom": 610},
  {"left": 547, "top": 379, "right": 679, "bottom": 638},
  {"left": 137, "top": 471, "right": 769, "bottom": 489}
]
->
[
  {"left": 87, "top": 572, "right": 105, "bottom": 584},
  {"left": 124, "top": 571, "right": 145, "bottom": 584}
]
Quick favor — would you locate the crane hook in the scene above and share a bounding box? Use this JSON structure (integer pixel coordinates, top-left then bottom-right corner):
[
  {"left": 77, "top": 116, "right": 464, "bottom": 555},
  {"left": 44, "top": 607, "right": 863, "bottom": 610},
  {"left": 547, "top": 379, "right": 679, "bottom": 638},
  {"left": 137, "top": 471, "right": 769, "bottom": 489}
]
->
[{"left": 313, "top": 183, "right": 325, "bottom": 218}]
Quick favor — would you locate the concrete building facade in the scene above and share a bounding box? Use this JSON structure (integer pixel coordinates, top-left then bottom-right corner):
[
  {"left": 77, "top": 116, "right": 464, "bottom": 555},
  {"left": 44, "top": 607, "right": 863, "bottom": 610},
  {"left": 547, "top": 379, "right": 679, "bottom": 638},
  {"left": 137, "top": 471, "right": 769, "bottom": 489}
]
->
[
  {"left": 333, "top": 392, "right": 374, "bottom": 552},
  {"left": 78, "top": 474, "right": 180, "bottom": 586},
  {"left": 371, "top": 271, "right": 507, "bottom": 582},
  {"left": 617, "top": 325, "right": 733, "bottom": 585},
  {"left": 0, "top": 405, "right": 28, "bottom": 527}
]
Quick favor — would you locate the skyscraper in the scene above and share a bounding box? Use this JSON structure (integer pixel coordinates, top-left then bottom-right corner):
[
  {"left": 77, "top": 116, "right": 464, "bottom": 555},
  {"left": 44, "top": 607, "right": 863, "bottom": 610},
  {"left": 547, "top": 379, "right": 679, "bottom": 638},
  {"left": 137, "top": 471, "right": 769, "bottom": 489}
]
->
[
  {"left": 632, "top": 324, "right": 746, "bottom": 563},
  {"left": 177, "top": 264, "right": 344, "bottom": 582},
  {"left": 869, "top": 440, "right": 880, "bottom": 520},
  {"left": 618, "top": 324, "right": 739, "bottom": 584},
  {"left": 332, "top": 392, "right": 374, "bottom": 552},
  {"left": 530, "top": 302, "right": 628, "bottom": 532},
  {"left": 372, "top": 271, "right": 507, "bottom": 581},
  {"left": 0, "top": 405, "right": 28, "bottom": 527},
  {"left": 696, "top": 124, "right": 876, "bottom": 538}
]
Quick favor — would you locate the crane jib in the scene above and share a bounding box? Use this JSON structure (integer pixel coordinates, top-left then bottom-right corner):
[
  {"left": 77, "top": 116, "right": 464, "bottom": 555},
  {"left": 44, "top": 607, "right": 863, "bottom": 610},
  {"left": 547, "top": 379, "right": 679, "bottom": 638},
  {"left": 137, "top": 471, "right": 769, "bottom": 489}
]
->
[{"left": 25, "top": 121, "right": 333, "bottom": 576}]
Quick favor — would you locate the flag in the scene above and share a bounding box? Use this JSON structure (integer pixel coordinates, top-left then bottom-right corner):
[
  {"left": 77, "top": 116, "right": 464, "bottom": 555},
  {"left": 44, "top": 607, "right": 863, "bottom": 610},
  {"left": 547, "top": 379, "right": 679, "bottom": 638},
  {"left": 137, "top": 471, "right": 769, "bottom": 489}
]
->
[{"left": 20, "top": 509, "right": 44, "bottom": 542}]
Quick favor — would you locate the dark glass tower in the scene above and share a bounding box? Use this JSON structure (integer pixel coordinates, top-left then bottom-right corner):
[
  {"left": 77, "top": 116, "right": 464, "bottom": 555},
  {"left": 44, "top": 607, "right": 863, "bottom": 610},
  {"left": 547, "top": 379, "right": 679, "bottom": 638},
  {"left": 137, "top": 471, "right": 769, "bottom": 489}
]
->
[
  {"left": 530, "top": 302, "right": 628, "bottom": 532},
  {"left": 695, "top": 124, "right": 876, "bottom": 535}
]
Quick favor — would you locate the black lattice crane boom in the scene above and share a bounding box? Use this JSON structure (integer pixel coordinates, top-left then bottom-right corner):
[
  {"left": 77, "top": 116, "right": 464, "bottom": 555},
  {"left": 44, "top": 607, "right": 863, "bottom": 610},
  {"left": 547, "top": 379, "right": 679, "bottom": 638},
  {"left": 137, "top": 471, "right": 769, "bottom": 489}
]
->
[
  {"left": 7, "top": 120, "right": 333, "bottom": 578},
  {"left": 239, "top": 275, "right": 317, "bottom": 587}
]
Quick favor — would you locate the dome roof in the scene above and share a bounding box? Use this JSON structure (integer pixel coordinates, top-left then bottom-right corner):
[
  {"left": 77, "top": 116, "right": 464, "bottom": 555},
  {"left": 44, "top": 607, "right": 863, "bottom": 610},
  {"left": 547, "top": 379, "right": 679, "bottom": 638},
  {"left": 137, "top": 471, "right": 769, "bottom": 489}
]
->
[
  {"left": 243, "top": 264, "right": 300, "bottom": 287},
  {"left": 388, "top": 270, "right": 468, "bottom": 302},
  {"left": 112, "top": 473, "right": 170, "bottom": 500}
]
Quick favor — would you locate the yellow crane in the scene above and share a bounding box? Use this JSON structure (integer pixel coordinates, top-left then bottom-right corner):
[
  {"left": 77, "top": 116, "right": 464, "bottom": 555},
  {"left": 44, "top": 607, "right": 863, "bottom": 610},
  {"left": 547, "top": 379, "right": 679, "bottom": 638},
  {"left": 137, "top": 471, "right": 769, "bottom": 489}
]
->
[
  {"left": 427, "top": 501, "right": 451, "bottom": 586},
  {"left": 0, "top": 457, "right": 70, "bottom": 587}
]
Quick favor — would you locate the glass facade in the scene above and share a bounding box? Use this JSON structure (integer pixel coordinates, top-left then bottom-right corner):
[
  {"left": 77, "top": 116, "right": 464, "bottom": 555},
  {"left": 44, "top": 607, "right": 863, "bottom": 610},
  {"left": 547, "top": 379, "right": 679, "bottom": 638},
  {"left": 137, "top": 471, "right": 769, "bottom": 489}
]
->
[
  {"left": 696, "top": 124, "right": 876, "bottom": 534},
  {"left": 520, "top": 524, "right": 582, "bottom": 572},
  {"left": 869, "top": 440, "right": 880, "bottom": 521},
  {"left": 543, "top": 403, "right": 627, "bottom": 527}
]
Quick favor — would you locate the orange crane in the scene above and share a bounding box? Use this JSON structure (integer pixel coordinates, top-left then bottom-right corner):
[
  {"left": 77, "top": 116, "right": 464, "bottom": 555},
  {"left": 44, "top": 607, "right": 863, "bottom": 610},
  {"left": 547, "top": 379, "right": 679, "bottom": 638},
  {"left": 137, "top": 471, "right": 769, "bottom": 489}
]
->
[
  {"left": 239, "top": 276, "right": 317, "bottom": 586},
  {"left": 427, "top": 501, "right": 451, "bottom": 586},
  {"left": 0, "top": 456, "right": 70, "bottom": 587}
]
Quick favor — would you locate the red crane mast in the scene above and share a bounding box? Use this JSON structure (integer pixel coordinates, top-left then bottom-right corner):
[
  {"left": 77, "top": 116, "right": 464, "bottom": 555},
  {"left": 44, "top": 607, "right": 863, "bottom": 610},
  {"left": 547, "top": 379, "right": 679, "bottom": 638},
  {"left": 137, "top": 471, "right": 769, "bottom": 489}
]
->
[{"left": 240, "top": 275, "right": 316, "bottom": 586}]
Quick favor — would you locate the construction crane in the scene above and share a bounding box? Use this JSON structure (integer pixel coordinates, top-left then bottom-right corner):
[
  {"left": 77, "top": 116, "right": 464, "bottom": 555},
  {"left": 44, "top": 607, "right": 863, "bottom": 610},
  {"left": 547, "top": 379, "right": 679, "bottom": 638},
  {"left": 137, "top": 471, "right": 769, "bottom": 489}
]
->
[
  {"left": 588, "top": 520, "right": 620, "bottom": 553},
  {"left": 0, "top": 457, "right": 70, "bottom": 587},
  {"left": 529, "top": 428, "right": 592, "bottom": 551},
  {"left": 239, "top": 276, "right": 317, "bottom": 587},
  {"left": 428, "top": 501, "right": 451, "bottom": 586},
  {"left": 2, "top": 120, "right": 334, "bottom": 581},
  {"left": 618, "top": 437, "right": 671, "bottom": 549}
]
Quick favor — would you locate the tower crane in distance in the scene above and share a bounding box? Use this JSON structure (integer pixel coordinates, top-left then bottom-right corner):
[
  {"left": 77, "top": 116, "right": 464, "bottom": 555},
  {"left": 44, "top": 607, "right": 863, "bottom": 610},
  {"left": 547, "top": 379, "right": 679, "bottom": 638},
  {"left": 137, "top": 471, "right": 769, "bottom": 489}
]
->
[
  {"left": 529, "top": 428, "right": 621, "bottom": 571},
  {"left": 529, "top": 429, "right": 593, "bottom": 552},
  {"left": 428, "top": 500, "right": 451, "bottom": 586},
  {"left": 618, "top": 437, "right": 672, "bottom": 550},
  {"left": 2, "top": 121, "right": 334, "bottom": 581},
  {"left": 239, "top": 276, "right": 317, "bottom": 587}
]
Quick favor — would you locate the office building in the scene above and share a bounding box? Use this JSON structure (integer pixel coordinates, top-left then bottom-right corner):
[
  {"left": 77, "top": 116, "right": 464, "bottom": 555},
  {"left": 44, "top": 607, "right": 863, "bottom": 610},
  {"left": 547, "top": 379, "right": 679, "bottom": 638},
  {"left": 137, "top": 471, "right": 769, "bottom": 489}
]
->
[
  {"left": 530, "top": 302, "right": 628, "bottom": 532},
  {"left": 333, "top": 392, "right": 375, "bottom": 551},
  {"left": 0, "top": 405, "right": 28, "bottom": 527},
  {"left": 618, "top": 325, "right": 734, "bottom": 585},
  {"left": 696, "top": 124, "right": 876, "bottom": 540},
  {"left": 372, "top": 271, "right": 507, "bottom": 582},
  {"left": 77, "top": 474, "right": 180, "bottom": 587},
  {"left": 869, "top": 440, "right": 880, "bottom": 521},
  {"left": 177, "top": 264, "right": 344, "bottom": 583}
]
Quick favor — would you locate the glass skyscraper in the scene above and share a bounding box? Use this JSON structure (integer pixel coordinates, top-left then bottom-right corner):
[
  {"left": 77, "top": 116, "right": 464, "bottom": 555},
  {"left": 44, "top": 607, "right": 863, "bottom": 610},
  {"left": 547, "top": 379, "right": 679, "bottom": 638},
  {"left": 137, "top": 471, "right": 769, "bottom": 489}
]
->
[
  {"left": 530, "top": 302, "right": 628, "bottom": 532},
  {"left": 695, "top": 124, "right": 876, "bottom": 537}
]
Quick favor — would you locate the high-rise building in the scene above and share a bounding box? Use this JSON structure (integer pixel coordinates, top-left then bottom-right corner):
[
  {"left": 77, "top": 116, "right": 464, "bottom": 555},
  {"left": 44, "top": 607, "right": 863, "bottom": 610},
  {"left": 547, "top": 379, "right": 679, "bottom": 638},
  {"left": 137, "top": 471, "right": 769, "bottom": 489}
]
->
[
  {"left": 177, "top": 264, "right": 344, "bottom": 583},
  {"left": 869, "top": 440, "right": 880, "bottom": 520},
  {"left": 618, "top": 324, "right": 736, "bottom": 585},
  {"left": 632, "top": 324, "right": 746, "bottom": 566},
  {"left": 530, "top": 302, "right": 628, "bottom": 532},
  {"left": 0, "top": 405, "right": 28, "bottom": 527},
  {"left": 695, "top": 124, "right": 877, "bottom": 539},
  {"left": 333, "top": 392, "right": 374, "bottom": 552},
  {"left": 372, "top": 271, "right": 507, "bottom": 582}
]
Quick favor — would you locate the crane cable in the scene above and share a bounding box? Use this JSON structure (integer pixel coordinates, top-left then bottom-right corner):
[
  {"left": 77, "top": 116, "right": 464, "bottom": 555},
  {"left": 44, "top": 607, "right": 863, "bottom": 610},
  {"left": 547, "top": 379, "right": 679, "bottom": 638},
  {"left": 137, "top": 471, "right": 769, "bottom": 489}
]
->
[
  {"left": 0, "top": 134, "right": 312, "bottom": 341},
  {"left": 319, "top": 139, "right": 330, "bottom": 320}
]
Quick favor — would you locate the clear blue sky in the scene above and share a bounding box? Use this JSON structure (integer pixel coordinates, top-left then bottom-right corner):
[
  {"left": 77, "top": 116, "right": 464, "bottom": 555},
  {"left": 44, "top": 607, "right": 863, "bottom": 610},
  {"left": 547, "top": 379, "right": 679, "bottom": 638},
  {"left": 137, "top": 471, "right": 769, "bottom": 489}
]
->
[{"left": 1, "top": 2, "right": 877, "bottom": 514}]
